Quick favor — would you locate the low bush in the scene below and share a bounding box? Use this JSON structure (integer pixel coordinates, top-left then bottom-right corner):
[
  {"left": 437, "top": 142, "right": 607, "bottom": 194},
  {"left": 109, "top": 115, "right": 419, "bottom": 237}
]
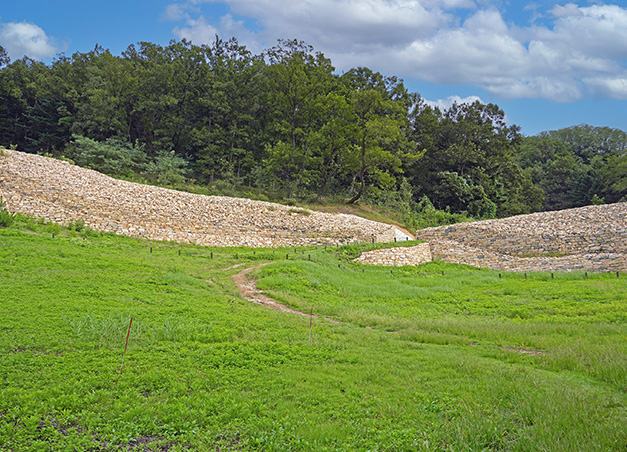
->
[{"left": 0, "top": 196, "right": 15, "bottom": 228}]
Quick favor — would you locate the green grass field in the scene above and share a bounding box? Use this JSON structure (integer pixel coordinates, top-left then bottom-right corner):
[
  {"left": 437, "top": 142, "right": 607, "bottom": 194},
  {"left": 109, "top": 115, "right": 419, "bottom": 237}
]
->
[{"left": 1, "top": 218, "right": 626, "bottom": 451}]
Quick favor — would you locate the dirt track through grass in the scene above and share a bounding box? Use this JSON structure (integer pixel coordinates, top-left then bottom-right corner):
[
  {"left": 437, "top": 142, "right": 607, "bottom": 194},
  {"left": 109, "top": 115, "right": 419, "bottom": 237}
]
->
[{"left": 232, "top": 263, "right": 341, "bottom": 323}]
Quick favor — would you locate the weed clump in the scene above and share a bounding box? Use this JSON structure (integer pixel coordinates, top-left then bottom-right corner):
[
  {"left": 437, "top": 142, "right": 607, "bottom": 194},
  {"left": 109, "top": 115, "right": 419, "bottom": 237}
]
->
[
  {"left": 0, "top": 196, "right": 16, "bottom": 228},
  {"left": 287, "top": 208, "right": 310, "bottom": 216}
]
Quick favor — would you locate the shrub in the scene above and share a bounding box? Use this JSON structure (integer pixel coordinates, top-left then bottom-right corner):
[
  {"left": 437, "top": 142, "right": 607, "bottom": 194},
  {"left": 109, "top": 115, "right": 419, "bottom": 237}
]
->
[
  {"left": 145, "top": 150, "right": 189, "bottom": 185},
  {"left": 68, "top": 219, "right": 85, "bottom": 232},
  {"left": 0, "top": 197, "right": 16, "bottom": 228},
  {"left": 65, "top": 135, "right": 147, "bottom": 178}
]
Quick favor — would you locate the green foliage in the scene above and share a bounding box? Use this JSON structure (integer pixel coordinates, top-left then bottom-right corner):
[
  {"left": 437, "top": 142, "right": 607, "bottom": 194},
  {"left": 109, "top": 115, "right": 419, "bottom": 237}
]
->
[
  {"left": 411, "top": 195, "right": 472, "bottom": 228},
  {"left": 67, "top": 218, "right": 85, "bottom": 232},
  {"left": 1, "top": 221, "right": 627, "bottom": 451},
  {"left": 0, "top": 45, "right": 9, "bottom": 68},
  {"left": 363, "top": 181, "right": 472, "bottom": 230},
  {"left": 0, "top": 37, "right": 624, "bottom": 216},
  {"left": 66, "top": 135, "right": 147, "bottom": 178},
  {"left": 516, "top": 125, "right": 627, "bottom": 209},
  {"left": 432, "top": 171, "right": 496, "bottom": 218},
  {"left": 342, "top": 69, "right": 418, "bottom": 204},
  {"left": 145, "top": 150, "right": 189, "bottom": 185},
  {"left": 407, "top": 99, "right": 535, "bottom": 218},
  {"left": 65, "top": 135, "right": 190, "bottom": 186},
  {"left": 0, "top": 196, "right": 16, "bottom": 227}
]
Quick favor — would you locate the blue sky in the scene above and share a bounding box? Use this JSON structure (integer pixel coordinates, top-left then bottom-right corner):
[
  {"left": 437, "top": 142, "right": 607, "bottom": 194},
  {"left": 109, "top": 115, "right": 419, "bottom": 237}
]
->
[{"left": 1, "top": 0, "right": 626, "bottom": 136}]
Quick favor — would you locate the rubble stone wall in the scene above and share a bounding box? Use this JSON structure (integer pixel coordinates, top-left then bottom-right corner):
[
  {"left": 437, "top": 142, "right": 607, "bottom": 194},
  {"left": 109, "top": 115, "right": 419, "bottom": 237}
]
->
[
  {"left": 415, "top": 203, "right": 627, "bottom": 272},
  {"left": 354, "top": 243, "right": 432, "bottom": 267},
  {"left": 416, "top": 204, "right": 627, "bottom": 255},
  {"left": 0, "top": 150, "right": 410, "bottom": 247},
  {"left": 2, "top": 150, "right": 624, "bottom": 272},
  {"left": 430, "top": 240, "right": 626, "bottom": 273},
  {"left": 353, "top": 201, "right": 626, "bottom": 272}
]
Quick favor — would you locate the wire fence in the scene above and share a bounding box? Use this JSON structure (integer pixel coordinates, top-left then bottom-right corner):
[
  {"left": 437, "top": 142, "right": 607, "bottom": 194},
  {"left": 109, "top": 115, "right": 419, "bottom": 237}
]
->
[{"left": 4, "top": 231, "right": 622, "bottom": 280}]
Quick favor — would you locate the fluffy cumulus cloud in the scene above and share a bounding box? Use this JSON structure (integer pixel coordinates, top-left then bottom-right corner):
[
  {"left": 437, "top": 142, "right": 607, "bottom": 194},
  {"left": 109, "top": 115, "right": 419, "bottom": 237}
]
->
[
  {"left": 172, "top": 16, "right": 219, "bottom": 44},
  {"left": 164, "top": 1, "right": 627, "bottom": 102},
  {"left": 0, "top": 21, "right": 58, "bottom": 60}
]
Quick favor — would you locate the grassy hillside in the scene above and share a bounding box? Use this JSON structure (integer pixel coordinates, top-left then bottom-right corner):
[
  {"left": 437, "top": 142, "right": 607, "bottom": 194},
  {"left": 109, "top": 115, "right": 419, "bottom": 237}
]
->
[{"left": 1, "top": 217, "right": 626, "bottom": 451}]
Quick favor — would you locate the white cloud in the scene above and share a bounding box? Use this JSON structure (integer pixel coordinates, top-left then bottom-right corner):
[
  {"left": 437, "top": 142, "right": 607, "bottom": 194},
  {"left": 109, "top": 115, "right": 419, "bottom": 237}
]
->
[
  {"left": 164, "top": 1, "right": 627, "bottom": 103},
  {"left": 172, "top": 16, "right": 219, "bottom": 44},
  {"left": 422, "top": 0, "right": 475, "bottom": 9},
  {"left": 162, "top": 4, "right": 191, "bottom": 21},
  {"left": 549, "top": 3, "right": 582, "bottom": 18},
  {"left": 0, "top": 21, "right": 58, "bottom": 60},
  {"left": 548, "top": 4, "right": 627, "bottom": 60},
  {"left": 584, "top": 75, "right": 627, "bottom": 100},
  {"left": 423, "top": 94, "right": 484, "bottom": 111}
]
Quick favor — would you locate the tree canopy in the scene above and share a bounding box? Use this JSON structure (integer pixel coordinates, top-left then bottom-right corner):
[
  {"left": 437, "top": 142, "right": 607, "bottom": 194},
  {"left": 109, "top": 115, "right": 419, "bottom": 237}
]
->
[{"left": 1, "top": 38, "right": 624, "bottom": 227}]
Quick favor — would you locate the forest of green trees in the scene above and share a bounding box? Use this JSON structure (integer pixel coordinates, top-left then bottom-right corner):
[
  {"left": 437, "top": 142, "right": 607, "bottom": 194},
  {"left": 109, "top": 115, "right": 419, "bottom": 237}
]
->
[{"left": 1, "top": 38, "right": 625, "bottom": 228}]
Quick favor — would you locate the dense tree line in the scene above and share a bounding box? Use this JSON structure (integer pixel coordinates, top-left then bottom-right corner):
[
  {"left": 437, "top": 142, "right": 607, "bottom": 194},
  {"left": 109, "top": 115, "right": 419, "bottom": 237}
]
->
[
  {"left": 515, "top": 125, "right": 627, "bottom": 210},
  {"left": 1, "top": 39, "right": 625, "bottom": 227}
]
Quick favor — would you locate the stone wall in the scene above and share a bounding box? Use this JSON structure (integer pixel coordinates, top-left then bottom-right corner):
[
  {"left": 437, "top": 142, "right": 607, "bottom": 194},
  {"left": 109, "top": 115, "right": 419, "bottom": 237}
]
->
[
  {"left": 416, "top": 204, "right": 627, "bottom": 255},
  {"left": 415, "top": 204, "right": 627, "bottom": 273},
  {"left": 430, "top": 240, "right": 626, "bottom": 273},
  {"left": 2, "top": 150, "right": 624, "bottom": 272},
  {"left": 354, "top": 243, "right": 432, "bottom": 267},
  {"left": 0, "top": 150, "right": 411, "bottom": 247},
  {"left": 352, "top": 202, "right": 626, "bottom": 273}
]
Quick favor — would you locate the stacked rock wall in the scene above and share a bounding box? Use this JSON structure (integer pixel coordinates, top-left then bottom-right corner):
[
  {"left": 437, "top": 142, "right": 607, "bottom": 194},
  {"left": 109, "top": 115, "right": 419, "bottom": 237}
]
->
[
  {"left": 416, "top": 204, "right": 627, "bottom": 255},
  {"left": 2, "top": 150, "right": 624, "bottom": 272},
  {"left": 430, "top": 240, "right": 625, "bottom": 273},
  {"left": 415, "top": 205, "right": 627, "bottom": 272},
  {"left": 354, "top": 243, "right": 432, "bottom": 267},
  {"left": 0, "top": 150, "right": 411, "bottom": 247}
]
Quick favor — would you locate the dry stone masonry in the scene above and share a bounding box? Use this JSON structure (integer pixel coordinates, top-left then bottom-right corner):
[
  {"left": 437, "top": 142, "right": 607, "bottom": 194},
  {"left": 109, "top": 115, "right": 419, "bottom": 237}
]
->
[
  {"left": 1, "top": 150, "right": 625, "bottom": 273},
  {"left": 429, "top": 240, "right": 625, "bottom": 273},
  {"left": 354, "top": 243, "right": 432, "bottom": 267},
  {"left": 416, "top": 205, "right": 627, "bottom": 256},
  {"left": 0, "top": 150, "right": 410, "bottom": 247},
  {"left": 416, "top": 205, "right": 627, "bottom": 273}
]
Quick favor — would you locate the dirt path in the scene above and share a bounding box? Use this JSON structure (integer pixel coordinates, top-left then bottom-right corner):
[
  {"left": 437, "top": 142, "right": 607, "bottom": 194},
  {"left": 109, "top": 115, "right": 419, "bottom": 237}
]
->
[
  {"left": 230, "top": 264, "right": 398, "bottom": 334},
  {"left": 231, "top": 264, "right": 340, "bottom": 322}
]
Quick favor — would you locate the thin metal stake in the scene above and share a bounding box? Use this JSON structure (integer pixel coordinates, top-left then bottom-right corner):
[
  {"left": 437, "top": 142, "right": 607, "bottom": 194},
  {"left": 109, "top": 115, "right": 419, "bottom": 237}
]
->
[{"left": 308, "top": 309, "right": 313, "bottom": 346}]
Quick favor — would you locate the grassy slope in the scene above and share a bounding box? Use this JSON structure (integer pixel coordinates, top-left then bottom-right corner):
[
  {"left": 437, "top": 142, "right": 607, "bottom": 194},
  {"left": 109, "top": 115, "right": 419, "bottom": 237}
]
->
[{"left": 0, "top": 221, "right": 626, "bottom": 451}]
